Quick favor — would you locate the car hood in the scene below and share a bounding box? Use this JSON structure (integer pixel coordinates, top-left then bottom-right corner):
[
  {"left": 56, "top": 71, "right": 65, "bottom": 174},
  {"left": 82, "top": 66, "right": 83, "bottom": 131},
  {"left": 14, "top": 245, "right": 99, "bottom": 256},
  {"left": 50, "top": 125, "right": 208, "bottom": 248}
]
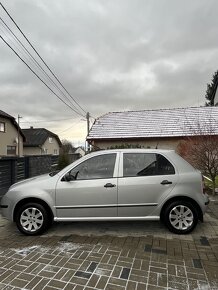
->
[{"left": 9, "top": 173, "right": 52, "bottom": 190}]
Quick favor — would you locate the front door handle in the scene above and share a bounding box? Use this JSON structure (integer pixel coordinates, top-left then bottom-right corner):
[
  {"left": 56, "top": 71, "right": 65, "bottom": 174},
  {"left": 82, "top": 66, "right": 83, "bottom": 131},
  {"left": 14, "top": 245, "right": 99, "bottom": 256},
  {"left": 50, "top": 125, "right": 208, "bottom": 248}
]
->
[
  {"left": 104, "top": 183, "right": 116, "bottom": 188},
  {"left": 161, "top": 180, "right": 172, "bottom": 185}
]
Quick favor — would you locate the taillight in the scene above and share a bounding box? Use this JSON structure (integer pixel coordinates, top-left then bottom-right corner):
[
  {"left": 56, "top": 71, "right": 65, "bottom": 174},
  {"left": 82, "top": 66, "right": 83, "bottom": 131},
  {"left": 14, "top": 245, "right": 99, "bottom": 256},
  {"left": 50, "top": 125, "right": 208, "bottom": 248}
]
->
[{"left": 201, "top": 175, "right": 206, "bottom": 194}]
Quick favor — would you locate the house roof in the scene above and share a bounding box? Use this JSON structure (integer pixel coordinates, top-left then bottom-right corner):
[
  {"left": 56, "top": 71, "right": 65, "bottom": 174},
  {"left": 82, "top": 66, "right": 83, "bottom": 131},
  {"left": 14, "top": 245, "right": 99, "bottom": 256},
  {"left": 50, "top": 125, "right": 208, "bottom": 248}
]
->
[
  {"left": 87, "top": 107, "right": 218, "bottom": 140},
  {"left": 22, "top": 128, "right": 62, "bottom": 147},
  {"left": 0, "top": 110, "right": 14, "bottom": 119},
  {"left": 0, "top": 109, "right": 26, "bottom": 140}
]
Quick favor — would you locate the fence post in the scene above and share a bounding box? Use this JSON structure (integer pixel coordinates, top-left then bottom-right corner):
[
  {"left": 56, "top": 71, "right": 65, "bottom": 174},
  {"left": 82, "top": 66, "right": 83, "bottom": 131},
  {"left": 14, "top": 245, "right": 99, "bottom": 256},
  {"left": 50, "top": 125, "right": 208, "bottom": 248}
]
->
[
  {"left": 24, "top": 156, "right": 30, "bottom": 178},
  {"left": 10, "top": 158, "right": 17, "bottom": 184}
]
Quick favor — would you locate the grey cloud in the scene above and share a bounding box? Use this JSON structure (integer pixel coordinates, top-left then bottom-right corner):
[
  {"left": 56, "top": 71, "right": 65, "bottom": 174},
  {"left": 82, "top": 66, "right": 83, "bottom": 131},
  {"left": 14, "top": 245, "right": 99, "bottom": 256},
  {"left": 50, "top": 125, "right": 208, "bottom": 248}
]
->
[{"left": 1, "top": 0, "right": 218, "bottom": 143}]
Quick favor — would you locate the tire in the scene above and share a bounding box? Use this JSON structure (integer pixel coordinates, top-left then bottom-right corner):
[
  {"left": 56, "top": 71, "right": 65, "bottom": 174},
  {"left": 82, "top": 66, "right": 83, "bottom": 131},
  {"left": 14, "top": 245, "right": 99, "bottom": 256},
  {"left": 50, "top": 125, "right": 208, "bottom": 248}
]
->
[
  {"left": 15, "top": 202, "right": 49, "bottom": 235},
  {"left": 163, "top": 200, "right": 198, "bottom": 234}
]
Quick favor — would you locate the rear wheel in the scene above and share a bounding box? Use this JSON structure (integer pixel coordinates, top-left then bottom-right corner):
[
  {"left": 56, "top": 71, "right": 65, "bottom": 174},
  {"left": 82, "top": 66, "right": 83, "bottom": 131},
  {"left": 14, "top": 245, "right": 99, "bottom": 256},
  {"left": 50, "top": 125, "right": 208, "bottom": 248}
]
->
[
  {"left": 15, "top": 203, "right": 49, "bottom": 235},
  {"left": 163, "top": 200, "right": 198, "bottom": 234}
]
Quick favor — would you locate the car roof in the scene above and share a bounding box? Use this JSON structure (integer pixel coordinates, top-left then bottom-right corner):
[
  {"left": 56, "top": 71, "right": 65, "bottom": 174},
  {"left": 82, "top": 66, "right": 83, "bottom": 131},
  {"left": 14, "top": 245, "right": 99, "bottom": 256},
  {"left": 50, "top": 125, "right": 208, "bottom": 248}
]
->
[{"left": 89, "top": 148, "right": 175, "bottom": 155}]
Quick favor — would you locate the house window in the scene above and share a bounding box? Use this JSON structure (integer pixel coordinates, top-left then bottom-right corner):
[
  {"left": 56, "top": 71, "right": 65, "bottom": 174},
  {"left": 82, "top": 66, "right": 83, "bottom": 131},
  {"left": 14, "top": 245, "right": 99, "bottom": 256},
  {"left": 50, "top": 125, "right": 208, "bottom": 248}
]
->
[
  {"left": 7, "top": 145, "right": 16, "bottom": 155},
  {"left": 54, "top": 149, "right": 58, "bottom": 155},
  {"left": 49, "top": 137, "right": 53, "bottom": 143},
  {"left": 0, "top": 122, "right": 5, "bottom": 132}
]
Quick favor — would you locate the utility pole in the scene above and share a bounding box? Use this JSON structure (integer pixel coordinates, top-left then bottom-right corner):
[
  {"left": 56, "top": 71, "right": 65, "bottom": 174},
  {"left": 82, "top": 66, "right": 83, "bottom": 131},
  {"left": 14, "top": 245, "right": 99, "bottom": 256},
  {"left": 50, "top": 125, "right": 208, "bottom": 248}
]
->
[
  {"left": 86, "top": 112, "right": 90, "bottom": 152},
  {"left": 17, "top": 114, "right": 22, "bottom": 157}
]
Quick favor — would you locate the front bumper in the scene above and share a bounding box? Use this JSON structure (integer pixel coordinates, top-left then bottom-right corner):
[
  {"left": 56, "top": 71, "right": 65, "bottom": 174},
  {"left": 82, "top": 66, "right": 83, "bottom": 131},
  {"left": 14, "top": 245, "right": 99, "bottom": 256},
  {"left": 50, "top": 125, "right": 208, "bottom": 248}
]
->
[
  {"left": 0, "top": 195, "right": 13, "bottom": 221},
  {"left": 0, "top": 205, "right": 8, "bottom": 209}
]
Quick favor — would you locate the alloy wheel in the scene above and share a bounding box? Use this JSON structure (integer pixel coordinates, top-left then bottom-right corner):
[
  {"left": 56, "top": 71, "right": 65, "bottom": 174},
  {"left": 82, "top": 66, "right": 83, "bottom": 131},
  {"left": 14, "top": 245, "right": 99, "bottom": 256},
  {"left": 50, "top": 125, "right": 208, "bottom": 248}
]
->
[
  {"left": 20, "top": 207, "right": 44, "bottom": 233},
  {"left": 169, "top": 205, "right": 194, "bottom": 230}
]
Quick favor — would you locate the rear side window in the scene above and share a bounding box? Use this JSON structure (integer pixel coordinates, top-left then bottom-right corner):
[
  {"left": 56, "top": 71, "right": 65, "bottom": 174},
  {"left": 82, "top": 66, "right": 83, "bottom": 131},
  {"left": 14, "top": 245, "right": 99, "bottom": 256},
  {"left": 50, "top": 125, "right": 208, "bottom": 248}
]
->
[{"left": 123, "top": 153, "right": 175, "bottom": 177}]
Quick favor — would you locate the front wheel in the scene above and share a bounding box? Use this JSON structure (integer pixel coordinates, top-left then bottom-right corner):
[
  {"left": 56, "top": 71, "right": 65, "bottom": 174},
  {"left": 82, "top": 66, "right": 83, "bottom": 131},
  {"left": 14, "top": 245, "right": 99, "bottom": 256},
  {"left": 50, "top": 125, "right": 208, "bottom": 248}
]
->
[
  {"left": 163, "top": 200, "right": 198, "bottom": 234},
  {"left": 15, "top": 203, "right": 49, "bottom": 235}
]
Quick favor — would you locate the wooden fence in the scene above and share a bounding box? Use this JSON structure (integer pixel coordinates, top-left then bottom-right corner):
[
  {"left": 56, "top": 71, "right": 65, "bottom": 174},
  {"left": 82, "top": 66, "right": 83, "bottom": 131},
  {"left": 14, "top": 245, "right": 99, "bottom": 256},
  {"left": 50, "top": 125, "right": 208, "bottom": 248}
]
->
[{"left": 0, "top": 154, "right": 80, "bottom": 198}]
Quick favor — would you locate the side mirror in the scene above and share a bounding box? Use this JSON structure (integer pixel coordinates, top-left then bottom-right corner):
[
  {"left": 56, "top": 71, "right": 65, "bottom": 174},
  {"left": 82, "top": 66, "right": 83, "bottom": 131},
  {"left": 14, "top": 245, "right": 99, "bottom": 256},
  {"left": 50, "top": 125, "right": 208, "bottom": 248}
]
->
[{"left": 63, "top": 172, "right": 76, "bottom": 182}]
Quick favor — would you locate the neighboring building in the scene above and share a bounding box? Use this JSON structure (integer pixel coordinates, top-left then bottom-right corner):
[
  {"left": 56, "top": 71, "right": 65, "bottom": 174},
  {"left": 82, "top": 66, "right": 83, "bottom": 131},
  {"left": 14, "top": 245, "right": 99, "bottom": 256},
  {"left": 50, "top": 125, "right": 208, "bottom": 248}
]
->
[
  {"left": 72, "top": 147, "right": 86, "bottom": 157},
  {"left": 22, "top": 127, "right": 62, "bottom": 155},
  {"left": 87, "top": 107, "right": 218, "bottom": 150},
  {"left": 0, "top": 110, "right": 25, "bottom": 156}
]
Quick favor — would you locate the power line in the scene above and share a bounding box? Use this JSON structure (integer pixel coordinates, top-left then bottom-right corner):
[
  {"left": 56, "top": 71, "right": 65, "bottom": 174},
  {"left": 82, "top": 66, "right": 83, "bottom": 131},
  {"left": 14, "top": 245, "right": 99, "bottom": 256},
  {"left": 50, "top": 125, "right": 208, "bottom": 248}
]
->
[
  {"left": 0, "top": 24, "right": 33, "bottom": 67},
  {"left": 20, "top": 117, "right": 77, "bottom": 124},
  {"left": 0, "top": 17, "right": 85, "bottom": 116},
  {"left": 58, "top": 119, "right": 83, "bottom": 134},
  {"left": 0, "top": 2, "right": 87, "bottom": 115},
  {"left": 0, "top": 35, "right": 85, "bottom": 117}
]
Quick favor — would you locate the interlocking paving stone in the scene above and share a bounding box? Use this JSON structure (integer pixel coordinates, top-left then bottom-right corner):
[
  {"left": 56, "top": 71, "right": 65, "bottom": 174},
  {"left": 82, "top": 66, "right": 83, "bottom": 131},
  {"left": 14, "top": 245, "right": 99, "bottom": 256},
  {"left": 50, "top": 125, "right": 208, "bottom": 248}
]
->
[
  {"left": 120, "top": 267, "right": 130, "bottom": 279},
  {"left": 75, "top": 270, "right": 92, "bottom": 279},
  {"left": 87, "top": 273, "right": 100, "bottom": 287},
  {"left": 200, "top": 236, "right": 210, "bottom": 246},
  {"left": 152, "top": 248, "right": 167, "bottom": 254},
  {"left": 47, "top": 279, "right": 67, "bottom": 289},
  {"left": 144, "top": 244, "right": 152, "bottom": 252},
  {"left": 0, "top": 199, "right": 218, "bottom": 289},
  {"left": 192, "top": 258, "right": 203, "bottom": 269},
  {"left": 87, "top": 261, "right": 98, "bottom": 272}
]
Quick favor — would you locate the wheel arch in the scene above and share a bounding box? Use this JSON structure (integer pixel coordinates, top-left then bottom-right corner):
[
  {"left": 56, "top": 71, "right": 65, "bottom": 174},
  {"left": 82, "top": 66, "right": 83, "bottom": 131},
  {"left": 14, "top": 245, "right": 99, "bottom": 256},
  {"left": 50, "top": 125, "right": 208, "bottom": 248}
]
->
[
  {"left": 13, "top": 197, "right": 54, "bottom": 222},
  {"left": 160, "top": 196, "right": 203, "bottom": 222}
]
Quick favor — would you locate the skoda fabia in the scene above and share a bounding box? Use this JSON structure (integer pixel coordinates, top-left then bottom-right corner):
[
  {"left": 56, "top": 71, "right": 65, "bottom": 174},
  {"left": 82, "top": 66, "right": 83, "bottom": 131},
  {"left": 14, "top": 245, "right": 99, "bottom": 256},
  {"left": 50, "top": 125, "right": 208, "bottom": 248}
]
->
[{"left": 0, "top": 149, "right": 209, "bottom": 235}]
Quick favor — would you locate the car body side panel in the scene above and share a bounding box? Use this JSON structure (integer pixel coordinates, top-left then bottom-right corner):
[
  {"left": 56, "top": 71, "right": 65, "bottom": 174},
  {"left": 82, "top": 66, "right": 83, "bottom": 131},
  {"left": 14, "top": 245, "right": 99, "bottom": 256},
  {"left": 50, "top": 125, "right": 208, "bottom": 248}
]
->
[
  {"left": 1, "top": 174, "right": 57, "bottom": 221},
  {"left": 55, "top": 152, "right": 120, "bottom": 218},
  {"left": 117, "top": 174, "right": 178, "bottom": 217},
  {"left": 55, "top": 178, "right": 118, "bottom": 217},
  {"left": 149, "top": 171, "right": 208, "bottom": 217}
]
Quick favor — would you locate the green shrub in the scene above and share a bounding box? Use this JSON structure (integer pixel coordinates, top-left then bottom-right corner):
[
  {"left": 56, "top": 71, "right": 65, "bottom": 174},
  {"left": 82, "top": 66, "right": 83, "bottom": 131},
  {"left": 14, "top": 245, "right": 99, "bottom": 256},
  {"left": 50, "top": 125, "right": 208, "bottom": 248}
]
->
[{"left": 57, "top": 153, "right": 70, "bottom": 170}]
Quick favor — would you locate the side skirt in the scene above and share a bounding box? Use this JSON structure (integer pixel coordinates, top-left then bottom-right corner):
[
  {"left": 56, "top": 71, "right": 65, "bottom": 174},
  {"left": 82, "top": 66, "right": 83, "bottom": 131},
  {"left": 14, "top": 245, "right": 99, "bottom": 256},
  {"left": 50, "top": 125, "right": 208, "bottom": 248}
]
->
[{"left": 54, "top": 216, "right": 160, "bottom": 222}]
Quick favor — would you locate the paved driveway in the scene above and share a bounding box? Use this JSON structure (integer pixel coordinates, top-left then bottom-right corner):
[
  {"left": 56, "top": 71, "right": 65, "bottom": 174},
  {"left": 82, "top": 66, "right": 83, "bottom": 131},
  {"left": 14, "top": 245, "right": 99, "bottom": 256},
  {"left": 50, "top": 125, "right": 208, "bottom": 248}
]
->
[{"left": 0, "top": 198, "right": 217, "bottom": 290}]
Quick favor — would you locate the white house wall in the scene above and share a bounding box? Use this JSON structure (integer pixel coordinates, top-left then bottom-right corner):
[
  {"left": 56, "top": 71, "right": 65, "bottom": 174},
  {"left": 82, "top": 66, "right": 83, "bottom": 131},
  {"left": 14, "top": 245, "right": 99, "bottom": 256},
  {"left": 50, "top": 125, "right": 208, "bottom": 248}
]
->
[
  {"left": 93, "top": 138, "right": 181, "bottom": 151},
  {"left": 23, "top": 147, "right": 41, "bottom": 155},
  {"left": 23, "top": 137, "right": 60, "bottom": 156},
  {"left": 0, "top": 117, "right": 23, "bottom": 156},
  {"left": 42, "top": 137, "right": 60, "bottom": 155}
]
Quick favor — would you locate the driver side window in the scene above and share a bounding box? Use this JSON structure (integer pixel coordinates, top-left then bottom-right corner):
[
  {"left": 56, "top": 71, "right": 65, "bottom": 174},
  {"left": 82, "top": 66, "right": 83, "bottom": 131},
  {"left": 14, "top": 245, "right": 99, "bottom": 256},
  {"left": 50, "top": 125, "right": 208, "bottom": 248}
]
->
[{"left": 69, "top": 153, "right": 116, "bottom": 180}]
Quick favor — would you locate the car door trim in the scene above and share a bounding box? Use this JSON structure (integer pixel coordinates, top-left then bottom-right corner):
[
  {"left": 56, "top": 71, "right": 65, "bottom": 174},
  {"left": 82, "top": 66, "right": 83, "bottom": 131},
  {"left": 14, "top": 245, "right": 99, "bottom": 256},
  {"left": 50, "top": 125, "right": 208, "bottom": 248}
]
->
[
  {"left": 55, "top": 203, "right": 158, "bottom": 209},
  {"left": 119, "top": 203, "right": 158, "bottom": 207},
  {"left": 55, "top": 204, "right": 117, "bottom": 209}
]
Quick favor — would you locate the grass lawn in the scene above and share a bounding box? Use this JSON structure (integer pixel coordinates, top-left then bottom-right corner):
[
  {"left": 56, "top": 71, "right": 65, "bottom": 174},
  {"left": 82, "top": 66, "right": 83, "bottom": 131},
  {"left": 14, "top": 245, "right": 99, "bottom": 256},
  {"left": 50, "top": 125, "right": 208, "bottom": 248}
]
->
[{"left": 204, "top": 176, "right": 218, "bottom": 194}]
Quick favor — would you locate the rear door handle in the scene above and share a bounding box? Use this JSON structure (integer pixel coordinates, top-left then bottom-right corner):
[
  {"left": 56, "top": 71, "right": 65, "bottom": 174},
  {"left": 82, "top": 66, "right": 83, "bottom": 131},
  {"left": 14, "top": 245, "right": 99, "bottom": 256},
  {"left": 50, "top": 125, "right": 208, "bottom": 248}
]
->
[
  {"left": 104, "top": 183, "right": 116, "bottom": 188},
  {"left": 161, "top": 180, "right": 172, "bottom": 185}
]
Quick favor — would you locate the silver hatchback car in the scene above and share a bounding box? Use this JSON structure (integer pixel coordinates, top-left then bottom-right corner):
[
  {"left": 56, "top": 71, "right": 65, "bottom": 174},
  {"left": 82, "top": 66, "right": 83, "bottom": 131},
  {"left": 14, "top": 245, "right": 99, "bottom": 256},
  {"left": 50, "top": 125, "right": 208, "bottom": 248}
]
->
[{"left": 0, "top": 149, "right": 209, "bottom": 235}]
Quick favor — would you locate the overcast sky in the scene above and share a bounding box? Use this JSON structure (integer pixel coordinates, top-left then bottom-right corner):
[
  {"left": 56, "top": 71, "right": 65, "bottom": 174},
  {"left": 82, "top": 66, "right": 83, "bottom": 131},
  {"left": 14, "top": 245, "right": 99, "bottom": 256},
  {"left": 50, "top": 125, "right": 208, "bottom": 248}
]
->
[{"left": 0, "top": 0, "right": 218, "bottom": 146}]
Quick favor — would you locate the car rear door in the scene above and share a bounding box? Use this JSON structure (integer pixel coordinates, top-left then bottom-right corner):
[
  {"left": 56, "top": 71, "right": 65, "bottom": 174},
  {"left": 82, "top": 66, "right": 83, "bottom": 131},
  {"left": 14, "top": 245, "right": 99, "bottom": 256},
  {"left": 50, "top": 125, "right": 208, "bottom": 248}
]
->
[{"left": 118, "top": 152, "right": 178, "bottom": 217}]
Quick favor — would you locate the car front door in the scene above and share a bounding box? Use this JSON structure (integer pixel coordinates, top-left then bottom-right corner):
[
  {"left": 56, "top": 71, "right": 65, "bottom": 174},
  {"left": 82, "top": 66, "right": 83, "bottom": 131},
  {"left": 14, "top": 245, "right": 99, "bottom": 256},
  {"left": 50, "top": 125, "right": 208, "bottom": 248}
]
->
[
  {"left": 55, "top": 153, "right": 118, "bottom": 219},
  {"left": 118, "top": 152, "right": 178, "bottom": 217}
]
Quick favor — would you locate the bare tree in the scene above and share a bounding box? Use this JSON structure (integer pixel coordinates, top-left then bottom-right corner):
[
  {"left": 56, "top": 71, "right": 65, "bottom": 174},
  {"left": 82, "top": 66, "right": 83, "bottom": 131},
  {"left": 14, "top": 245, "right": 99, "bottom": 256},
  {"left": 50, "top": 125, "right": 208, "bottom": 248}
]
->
[
  {"left": 177, "top": 117, "right": 218, "bottom": 195},
  {"left": 61, "top": 139, "right": 75, "bottom": 154},
  {"left": 58, "top": 139, "right": 75, "bottom": 170}
]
